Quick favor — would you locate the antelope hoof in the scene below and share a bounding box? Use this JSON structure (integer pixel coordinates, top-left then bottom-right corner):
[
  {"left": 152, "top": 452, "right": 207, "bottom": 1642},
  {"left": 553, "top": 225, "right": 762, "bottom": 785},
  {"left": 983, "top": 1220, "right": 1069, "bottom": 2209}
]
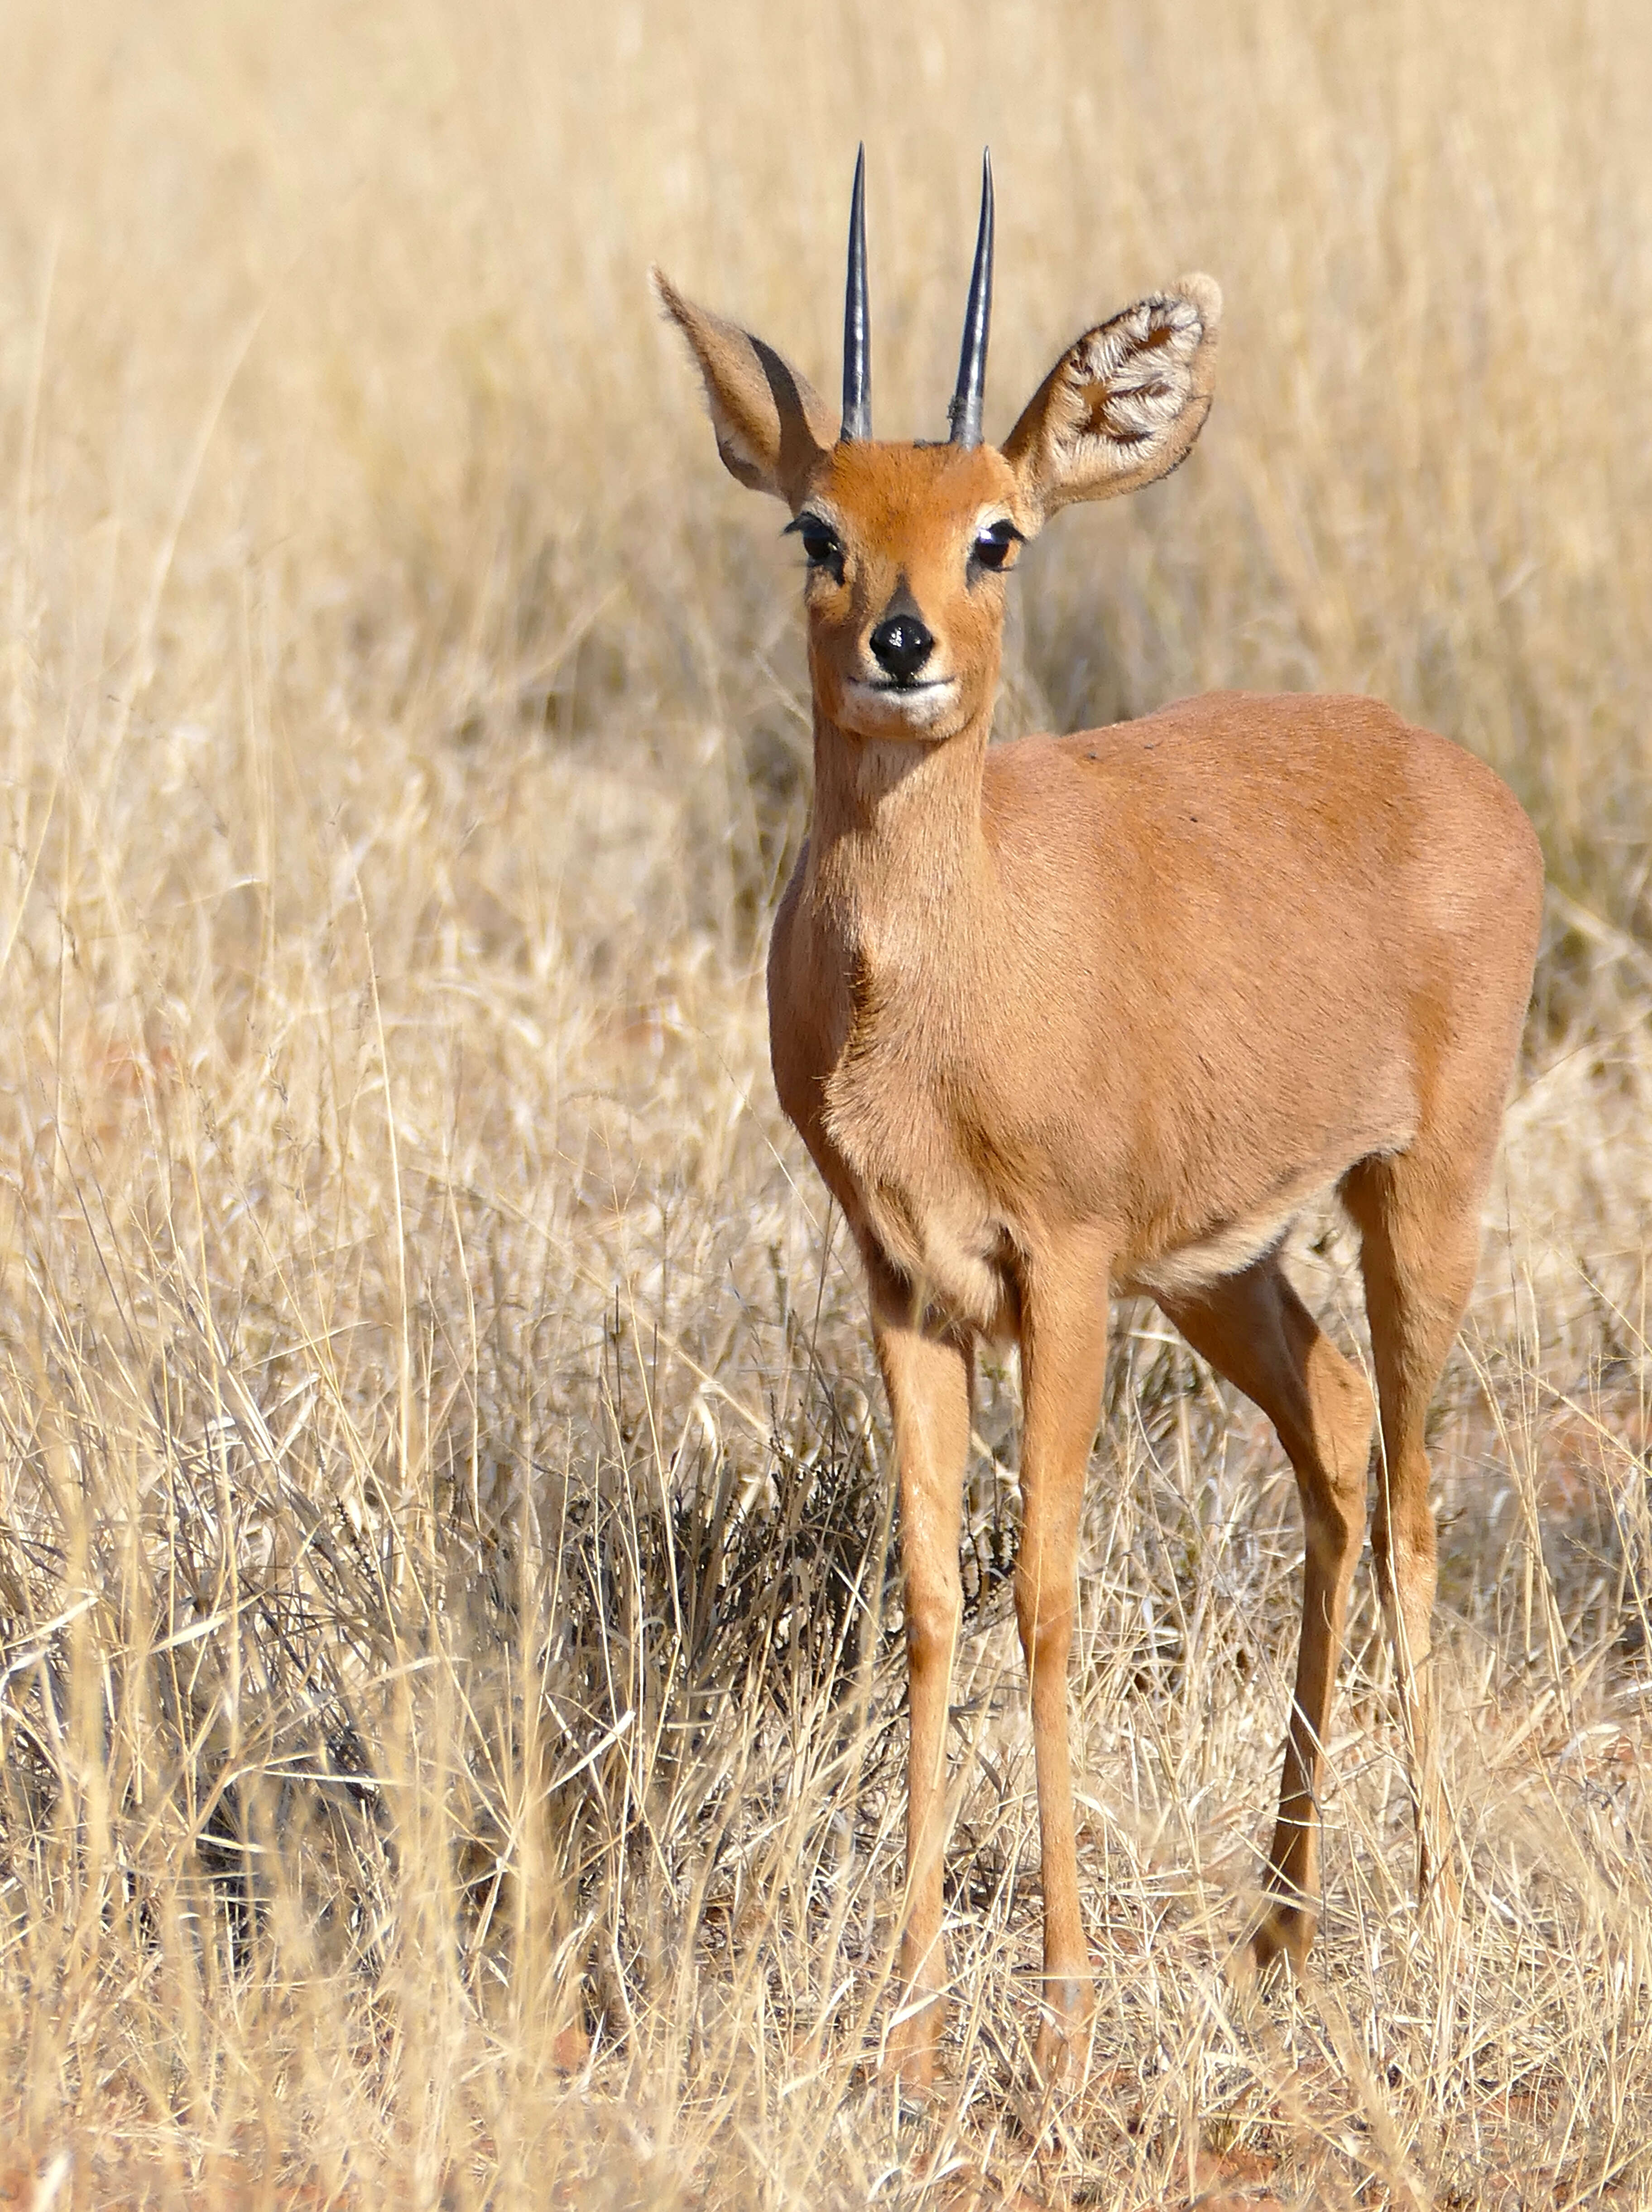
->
[
  {"left": 1032, "top": 2019, "right": 1074, "bottom": 2087},
  {"left": 884, "top": 1996, "right": 942, "bottom": 2099},
  {"left": 1248, "top": 1896, "right": 1316, "bottom": 1983},
  {"left": 1032, "top": 1976, "right": 1091, "bottom": 2086},
  {"left": 1416, "top": 1828, "right": 1463, "bottom": 1921},
  {"left": 1416, "top": 1847, "right": 1464, "bottom": 1948}
]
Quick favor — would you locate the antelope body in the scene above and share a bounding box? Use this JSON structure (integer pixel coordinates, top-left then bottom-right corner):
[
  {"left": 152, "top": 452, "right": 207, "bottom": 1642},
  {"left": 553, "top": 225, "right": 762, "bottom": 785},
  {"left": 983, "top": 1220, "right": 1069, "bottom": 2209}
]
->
[{"left": 658, "top": 152, "right": 1542, "bottom": 2082}]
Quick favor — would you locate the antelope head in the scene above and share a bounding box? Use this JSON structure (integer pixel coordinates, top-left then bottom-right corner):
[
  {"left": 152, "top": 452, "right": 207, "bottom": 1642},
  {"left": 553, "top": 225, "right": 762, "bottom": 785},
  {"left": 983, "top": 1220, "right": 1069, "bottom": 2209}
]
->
[{"left": 656, "top": 150, "right": 1222, "bottom": 749}]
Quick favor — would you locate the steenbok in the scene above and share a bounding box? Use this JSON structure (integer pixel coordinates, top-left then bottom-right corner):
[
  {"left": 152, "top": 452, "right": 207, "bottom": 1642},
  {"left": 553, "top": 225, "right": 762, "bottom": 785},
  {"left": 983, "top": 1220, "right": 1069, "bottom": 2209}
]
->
[{"left": 657, "top": 150, "right": 1542, "bottom": 2083}]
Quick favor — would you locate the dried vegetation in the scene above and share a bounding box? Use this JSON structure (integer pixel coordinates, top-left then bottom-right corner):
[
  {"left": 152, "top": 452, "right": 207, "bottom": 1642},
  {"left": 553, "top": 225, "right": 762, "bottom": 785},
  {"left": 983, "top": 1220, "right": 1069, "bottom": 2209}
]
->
[{"left": 0, "top": 1, "right": 1649, "bottom": 2204}]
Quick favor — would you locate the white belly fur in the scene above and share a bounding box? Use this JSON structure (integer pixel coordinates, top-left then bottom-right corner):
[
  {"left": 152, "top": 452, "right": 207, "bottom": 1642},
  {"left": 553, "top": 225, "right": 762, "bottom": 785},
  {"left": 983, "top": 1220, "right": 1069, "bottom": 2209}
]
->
[
  {"left": 859, "top": 1176, "right": 1019, "bottom": 1339},
  {"left": 1120, "top": 1171, "right": 1342, "bottom": 1303}
]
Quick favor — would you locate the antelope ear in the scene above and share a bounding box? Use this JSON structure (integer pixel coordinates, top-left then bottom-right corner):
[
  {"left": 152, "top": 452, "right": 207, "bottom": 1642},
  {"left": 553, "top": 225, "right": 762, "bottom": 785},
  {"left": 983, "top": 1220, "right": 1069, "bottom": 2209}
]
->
[
  {"left": 654, "top": 269, "right": 836, "bottom": 509},
  {"left": 1003, "top": 274, "right": 1220, "bottom": 526}
]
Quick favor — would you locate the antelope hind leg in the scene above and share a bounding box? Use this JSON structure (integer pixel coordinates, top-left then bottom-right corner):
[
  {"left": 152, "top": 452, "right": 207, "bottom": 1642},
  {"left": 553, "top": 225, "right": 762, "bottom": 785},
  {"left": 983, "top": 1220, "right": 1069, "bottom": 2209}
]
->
[{"left": 1157, "top": 1254, "right": 1373, "bottom": 1976}]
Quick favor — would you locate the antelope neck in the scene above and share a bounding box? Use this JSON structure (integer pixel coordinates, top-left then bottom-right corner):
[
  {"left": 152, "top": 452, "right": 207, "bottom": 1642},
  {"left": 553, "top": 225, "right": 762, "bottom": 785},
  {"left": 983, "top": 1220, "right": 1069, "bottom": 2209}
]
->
[{"left": 802, "top": 706, "right": 996, "bottom": 967}]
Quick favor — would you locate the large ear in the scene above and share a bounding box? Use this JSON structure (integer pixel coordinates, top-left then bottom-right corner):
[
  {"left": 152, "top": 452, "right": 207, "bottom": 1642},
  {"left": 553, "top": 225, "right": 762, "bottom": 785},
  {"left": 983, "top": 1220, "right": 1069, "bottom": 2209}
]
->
[
  {"left": 1002, "top": 274, "right": 1221, "bottom": 527},
  {"left": 653, "top": 269, "right": 837, "bottom": 509}
]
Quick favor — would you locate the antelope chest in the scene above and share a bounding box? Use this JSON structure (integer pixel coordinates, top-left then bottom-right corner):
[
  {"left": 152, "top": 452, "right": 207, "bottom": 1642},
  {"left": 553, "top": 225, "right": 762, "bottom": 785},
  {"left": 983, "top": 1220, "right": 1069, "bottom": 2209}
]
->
[{"left": 817, "top": 1017, "right": 1018, "bottom": 1339}]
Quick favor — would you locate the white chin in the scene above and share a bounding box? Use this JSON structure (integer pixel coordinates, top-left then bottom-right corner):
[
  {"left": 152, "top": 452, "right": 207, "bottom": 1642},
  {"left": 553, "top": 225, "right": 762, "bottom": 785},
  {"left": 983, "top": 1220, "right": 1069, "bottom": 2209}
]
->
[{"left": 842, "top": 679, "right": 959, "bottom": 736}]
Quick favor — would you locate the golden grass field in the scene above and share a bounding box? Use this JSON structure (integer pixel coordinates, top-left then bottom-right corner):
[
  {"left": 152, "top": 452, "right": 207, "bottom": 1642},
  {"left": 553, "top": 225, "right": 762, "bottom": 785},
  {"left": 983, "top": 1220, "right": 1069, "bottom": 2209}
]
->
[{"left": 0, "top": 1, "right": 1649, "bottom": 2203}]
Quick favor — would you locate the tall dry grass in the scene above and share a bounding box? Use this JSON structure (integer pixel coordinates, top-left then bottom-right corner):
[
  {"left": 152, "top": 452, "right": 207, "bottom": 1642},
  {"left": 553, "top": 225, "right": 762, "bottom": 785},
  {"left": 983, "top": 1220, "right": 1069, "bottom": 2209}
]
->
[{"left": 0, "top": 1, "right": 1649, "bottom": 2203}]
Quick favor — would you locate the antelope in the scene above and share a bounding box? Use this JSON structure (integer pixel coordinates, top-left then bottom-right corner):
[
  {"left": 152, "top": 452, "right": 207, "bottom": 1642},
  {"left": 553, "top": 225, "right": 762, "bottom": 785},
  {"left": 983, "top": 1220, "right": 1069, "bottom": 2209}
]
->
[{"left": 656, "top": 150, "right": 1543, "bottom": 2083}]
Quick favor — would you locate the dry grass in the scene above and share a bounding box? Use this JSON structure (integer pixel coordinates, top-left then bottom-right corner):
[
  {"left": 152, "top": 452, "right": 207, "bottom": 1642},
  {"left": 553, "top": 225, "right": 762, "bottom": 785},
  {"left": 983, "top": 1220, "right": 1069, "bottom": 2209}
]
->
[{"left": 0, "top": 1, "right": 1649, "bottom": 2204}]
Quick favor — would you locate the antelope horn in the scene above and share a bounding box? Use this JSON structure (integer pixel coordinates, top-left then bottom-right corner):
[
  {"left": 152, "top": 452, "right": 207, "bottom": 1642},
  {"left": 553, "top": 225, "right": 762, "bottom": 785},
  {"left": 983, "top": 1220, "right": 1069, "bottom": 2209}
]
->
[
  {"left": 947, "top": 149, "right": 994, "bottom": 448},
  {"left": 841, "top": 145, "right": 871, "bottom": 442}
]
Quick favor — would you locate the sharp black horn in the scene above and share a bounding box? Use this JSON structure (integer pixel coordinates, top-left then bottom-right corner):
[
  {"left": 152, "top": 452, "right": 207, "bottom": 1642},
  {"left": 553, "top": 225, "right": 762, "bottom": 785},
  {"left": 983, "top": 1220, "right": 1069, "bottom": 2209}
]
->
[
  {"left": 948, "top": 149, "right": 994, "bottom": 449},
  {"left": 841, "top": 145, "right": 871, "bottom": 442}
]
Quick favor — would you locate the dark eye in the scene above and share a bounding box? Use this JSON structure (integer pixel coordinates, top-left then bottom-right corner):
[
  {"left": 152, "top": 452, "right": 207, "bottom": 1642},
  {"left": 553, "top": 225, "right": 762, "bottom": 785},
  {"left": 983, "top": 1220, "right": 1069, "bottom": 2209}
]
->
[
  {"left": 971, "top": 519, "right": 1023, "bottom": 572},
  {"left": 786, "top": 511, "right": 844, "bottom": 576}
]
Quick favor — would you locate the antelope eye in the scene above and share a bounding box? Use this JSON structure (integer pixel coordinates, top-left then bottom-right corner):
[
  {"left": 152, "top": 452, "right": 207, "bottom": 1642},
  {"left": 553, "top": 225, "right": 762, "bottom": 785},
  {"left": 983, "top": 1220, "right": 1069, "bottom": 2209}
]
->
[
  {"left": 787, "top": 512, "right": 843, "bottom": 573},
  {"left": 971, "top": 519, "right": 1023, "bottom": 572}
]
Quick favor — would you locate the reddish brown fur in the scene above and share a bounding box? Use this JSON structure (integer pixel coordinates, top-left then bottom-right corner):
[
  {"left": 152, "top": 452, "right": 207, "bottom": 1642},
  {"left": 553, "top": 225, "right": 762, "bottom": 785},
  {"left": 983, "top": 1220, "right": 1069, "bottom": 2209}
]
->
[{"left": 657, "top": 262, "right": 1544, "bottom": 2085}]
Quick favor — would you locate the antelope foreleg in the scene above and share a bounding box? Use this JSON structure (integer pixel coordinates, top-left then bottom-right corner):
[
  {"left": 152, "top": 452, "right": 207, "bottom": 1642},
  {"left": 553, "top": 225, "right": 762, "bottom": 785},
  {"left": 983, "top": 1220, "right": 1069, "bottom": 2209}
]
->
[
  {"left": 1015, "top": 1241, "right": 1111, "bottom": 2078},
  {"left": 869, "top": 1265, "right": 972, "bottom": 2087}
]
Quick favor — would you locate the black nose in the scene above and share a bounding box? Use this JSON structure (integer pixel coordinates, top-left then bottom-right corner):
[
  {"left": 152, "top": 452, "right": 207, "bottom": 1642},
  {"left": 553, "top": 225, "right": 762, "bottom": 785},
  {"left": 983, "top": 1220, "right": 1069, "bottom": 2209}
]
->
[{"left": 869, "top": 611, "right": 935, "bottom": 683}]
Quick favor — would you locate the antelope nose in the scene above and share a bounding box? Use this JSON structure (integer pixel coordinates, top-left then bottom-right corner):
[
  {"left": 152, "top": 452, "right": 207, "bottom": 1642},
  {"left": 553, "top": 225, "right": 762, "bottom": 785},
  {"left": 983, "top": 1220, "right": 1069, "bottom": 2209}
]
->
[{"left": 869, "top": 611, "right": 935, "bottom": 683}]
